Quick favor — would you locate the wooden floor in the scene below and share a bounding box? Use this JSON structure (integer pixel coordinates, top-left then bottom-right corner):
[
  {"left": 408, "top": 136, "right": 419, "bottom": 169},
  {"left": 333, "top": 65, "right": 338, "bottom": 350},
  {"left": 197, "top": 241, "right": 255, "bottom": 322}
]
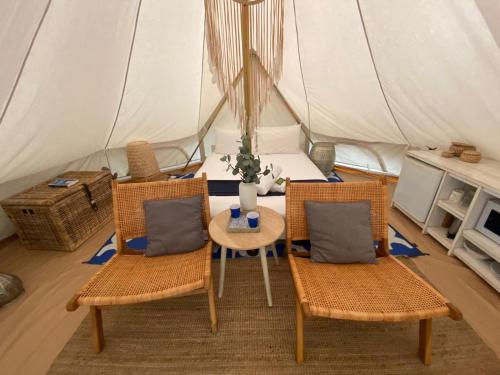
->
[{"left": 0, "top": 172, "right": 499, "bottom": 375}]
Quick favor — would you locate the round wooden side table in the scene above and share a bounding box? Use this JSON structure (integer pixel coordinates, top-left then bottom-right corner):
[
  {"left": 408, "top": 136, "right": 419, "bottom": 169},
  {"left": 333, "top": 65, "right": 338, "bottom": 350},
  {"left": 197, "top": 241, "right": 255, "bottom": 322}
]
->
[{"left": 208, "top": 206, "right": 285, "bottom": 307}]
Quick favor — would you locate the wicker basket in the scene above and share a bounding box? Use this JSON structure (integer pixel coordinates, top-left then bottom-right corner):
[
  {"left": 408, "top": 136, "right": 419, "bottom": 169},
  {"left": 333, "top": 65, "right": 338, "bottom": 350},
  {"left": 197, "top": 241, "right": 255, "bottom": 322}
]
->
[
  {"left": 441, "top": 150, "right": 455, "bottom": 158},
  {"left": 128, "top": 172, "right": 168, "bottom": 183},
  {"left": 309, "top": 142, "right": 336, "bottom": 176},
  {"left": 1, "top": 171, "right": 113, "bottom": 251},
  {"left": 126, "top": 141, "right": 160, "bottom": 179},
  {"left": 449, "top": 142, "right": 476, "bottom": 156},
  {"left": 460, "top": 150, "right": 482, "bottom": 163}
]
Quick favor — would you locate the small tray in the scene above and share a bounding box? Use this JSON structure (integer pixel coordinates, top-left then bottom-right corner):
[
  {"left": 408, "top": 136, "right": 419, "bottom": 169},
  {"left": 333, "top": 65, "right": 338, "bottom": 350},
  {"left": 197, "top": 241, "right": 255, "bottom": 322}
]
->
[{"left": 227, "top": 209, "right": 260, "bottom": 233}]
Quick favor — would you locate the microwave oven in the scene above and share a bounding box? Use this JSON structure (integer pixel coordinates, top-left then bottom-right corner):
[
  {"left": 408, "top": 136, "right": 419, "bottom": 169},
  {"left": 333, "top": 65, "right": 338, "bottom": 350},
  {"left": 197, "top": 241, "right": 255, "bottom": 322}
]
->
[{"left": 475, "top": 199, "right": 500, "bottom": 245}]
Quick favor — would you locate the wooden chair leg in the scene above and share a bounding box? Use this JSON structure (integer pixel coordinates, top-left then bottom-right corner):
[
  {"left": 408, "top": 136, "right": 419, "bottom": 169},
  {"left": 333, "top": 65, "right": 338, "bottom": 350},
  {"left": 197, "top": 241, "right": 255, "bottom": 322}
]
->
[
  {"left": 418, "top": 318, "right": 432, "bottom": 365},
  {"left": 296, "top": 298, "right": 304, "bottom": 364},
  {"left": 90, "top": 306, "right": 104, "bottom": 353},
  {"left": 208, "top": 278, "right": 218, "bottom": 334}
]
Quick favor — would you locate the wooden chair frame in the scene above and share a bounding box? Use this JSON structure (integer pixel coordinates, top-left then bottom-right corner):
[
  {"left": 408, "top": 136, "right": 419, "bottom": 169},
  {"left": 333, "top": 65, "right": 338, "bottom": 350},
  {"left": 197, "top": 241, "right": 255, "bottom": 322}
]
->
[
  {"left": 285, "top": 178, "right": 462, "bottom": 364},
  {"left": 67, "top": 174, "right": 217, "bottom": 352}
]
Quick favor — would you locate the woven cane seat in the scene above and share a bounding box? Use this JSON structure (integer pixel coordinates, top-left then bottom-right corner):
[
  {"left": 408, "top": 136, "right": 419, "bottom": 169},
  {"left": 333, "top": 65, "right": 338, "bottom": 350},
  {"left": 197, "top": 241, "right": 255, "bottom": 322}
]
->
[
  {"left": 291, "top": 255, "right": 450, "bottom": 322},
  {"left": 77, "top": 244, "right": 211, "bottom": 306}
]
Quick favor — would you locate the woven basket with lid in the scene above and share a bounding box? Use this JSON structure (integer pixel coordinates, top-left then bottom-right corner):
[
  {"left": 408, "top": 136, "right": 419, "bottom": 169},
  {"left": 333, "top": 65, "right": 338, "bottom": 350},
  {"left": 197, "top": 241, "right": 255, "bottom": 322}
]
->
[{"left": 1, "top": 171, "right": 113, "bottom": 251}]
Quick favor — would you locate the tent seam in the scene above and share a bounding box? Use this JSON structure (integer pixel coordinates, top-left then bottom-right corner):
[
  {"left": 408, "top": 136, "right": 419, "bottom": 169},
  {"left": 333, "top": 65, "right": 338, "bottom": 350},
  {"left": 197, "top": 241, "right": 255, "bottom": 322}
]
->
[
  {"left": 0, "top": 0, "right": 53, "bottom": 129},
  {"left": 292, "top": 0, "right": 312, "bottom": 136},
  {"left": 355, "top": 0, "right": 410, "bottom": 145},
  {"left": 104, "top": 0, "right": 143, "bottom": 168},
  {"left": 195, "top": 12, "right": 207, "bottom": 160}
]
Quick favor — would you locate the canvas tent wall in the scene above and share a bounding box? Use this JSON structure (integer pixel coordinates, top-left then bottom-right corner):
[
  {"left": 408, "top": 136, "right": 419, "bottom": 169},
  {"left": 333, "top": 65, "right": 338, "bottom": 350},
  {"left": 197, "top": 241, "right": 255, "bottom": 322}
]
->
[{"left": 1, "top": 0, "right": 500, "bottom": 240}]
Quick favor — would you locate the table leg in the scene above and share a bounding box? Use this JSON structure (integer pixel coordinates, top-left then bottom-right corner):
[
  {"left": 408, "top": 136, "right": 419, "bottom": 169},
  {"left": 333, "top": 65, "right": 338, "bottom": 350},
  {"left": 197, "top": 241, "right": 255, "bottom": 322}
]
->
[
  {"left": 271, "top": 243, "right": 279, "bottom": 265},
  {"left": 259, "top": 246, "right": 273, "bottom": 307},
  {"left": 232, "top": 249, "right": 237, "bottom": 259},
  {"left": 218, "top": 246, "right": 227, "bottom": 299}
]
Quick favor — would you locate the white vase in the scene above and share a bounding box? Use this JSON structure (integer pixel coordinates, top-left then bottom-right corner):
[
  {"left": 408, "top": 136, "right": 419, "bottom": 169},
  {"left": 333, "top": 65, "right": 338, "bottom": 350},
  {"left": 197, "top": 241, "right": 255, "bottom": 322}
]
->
[{"left": 239, "top": 182, "right": 257, "bottom": 211}]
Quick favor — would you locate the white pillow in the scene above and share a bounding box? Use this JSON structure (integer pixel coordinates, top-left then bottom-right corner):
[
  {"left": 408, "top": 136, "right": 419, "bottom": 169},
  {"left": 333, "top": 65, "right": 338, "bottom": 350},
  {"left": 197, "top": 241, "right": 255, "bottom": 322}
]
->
[
  {"left": 214, "top": 128, "right": 242, "bottom": 154},
  {"left": 271, "top": 176, "right": 286, "bottom": 193},
  {"left": 257, "top": 165, "right": 282, "bottom": 196},
  {"left": 256, "top": 125, "right": 301, "bottom": 154}
]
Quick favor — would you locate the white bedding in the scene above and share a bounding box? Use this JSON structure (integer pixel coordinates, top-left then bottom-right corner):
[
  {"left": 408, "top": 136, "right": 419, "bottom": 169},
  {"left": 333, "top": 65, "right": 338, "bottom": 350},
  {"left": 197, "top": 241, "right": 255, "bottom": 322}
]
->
[{"left": 195, "top": 152, "right": 326, "bottom": 218}]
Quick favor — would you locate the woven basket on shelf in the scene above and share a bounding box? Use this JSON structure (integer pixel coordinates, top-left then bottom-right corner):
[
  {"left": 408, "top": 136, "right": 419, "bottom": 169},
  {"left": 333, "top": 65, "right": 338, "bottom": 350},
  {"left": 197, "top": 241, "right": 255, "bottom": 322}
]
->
[
  {"left": 126, "top": 141, "right": 162, "bottom": 180},
  {"left": 441, "top": 150, "right": 455, "bottom": 158},
  {"left": 460, "top": 150, "right": 482, "bottom": 163},
  {"left": 449, "top": 142, "right": 475, "bottom": 156}
]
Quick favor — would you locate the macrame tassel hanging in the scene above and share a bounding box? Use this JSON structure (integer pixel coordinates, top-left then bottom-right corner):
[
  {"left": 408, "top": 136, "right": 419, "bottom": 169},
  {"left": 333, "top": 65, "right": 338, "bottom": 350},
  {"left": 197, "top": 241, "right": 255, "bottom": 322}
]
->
[{"left": 204, "top": 0, "right": 284, "bottom": 135}]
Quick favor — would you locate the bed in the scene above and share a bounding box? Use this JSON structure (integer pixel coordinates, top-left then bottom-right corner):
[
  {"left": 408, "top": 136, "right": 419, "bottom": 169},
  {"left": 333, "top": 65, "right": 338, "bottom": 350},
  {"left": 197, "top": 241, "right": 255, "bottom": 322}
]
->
[{"left": 194, "top": 151, "right": 327, "bottom": 218}]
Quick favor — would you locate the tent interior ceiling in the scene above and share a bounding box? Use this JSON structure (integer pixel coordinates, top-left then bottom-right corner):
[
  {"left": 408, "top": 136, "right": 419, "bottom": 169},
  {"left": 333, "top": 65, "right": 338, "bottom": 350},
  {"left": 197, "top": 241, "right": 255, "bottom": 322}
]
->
[{"left": 0, "top": 0, "right": 499, "bottom": 216}]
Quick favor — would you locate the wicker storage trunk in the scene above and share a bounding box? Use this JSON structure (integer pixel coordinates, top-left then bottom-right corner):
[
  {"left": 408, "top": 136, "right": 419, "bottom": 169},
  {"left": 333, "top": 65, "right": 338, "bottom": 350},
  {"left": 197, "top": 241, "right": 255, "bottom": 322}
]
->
[{"left": 1, "top": 171, "right": 113, "bottom": 251}]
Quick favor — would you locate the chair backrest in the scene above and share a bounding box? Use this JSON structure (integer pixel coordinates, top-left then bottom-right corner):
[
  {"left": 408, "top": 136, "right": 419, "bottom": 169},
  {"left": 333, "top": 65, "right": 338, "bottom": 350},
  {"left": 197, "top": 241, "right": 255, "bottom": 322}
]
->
[
  {"left": 112, "top": 174, "right": 211, "bottom": 253},
  {"left": 285, "top": 179, "right": 389, "bottom": 256}
]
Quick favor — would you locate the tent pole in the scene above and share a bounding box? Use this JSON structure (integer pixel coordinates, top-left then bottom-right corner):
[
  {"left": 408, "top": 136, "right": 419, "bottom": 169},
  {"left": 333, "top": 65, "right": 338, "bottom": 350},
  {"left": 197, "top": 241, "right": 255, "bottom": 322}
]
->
[
  {"left": 182, "top": 95, "right": 228, "bottom": 171},
  {"left": 241, "top": 2, "right": 252, "bottom": 139},
  {"left": 182, "top": 69, "right": 243, "bottom": 171}
]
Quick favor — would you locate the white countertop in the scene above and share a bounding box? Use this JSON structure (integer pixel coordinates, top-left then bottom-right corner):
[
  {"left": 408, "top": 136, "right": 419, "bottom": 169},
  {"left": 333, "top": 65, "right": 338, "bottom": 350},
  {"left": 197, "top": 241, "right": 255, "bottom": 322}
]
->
[{"left": 407, "top": 149, "right": 500, "bottom": 195}]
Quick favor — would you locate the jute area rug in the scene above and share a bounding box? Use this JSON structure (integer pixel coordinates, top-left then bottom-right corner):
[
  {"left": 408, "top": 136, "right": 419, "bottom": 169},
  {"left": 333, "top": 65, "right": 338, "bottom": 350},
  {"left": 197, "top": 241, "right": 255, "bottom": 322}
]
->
[{"left": 50, "top": 258, "right": 500, "bottom": 374}]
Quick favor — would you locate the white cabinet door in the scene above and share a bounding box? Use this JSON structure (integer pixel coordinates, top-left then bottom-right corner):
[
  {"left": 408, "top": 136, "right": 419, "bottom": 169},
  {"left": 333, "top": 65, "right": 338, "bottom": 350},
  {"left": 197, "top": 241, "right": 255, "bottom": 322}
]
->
[{"left": 394, "top": 157, "right": 444, "bottom": 223}]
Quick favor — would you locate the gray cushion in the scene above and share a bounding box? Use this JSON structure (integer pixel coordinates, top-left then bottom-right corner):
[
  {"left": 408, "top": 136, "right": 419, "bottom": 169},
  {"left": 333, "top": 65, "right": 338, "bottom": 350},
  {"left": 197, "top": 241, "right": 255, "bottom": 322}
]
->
[
  {"left": 305, "top": 200, "right": 376, "bottom": 264},
  {"left": 144, "top": 195, "right": 204, "bottom": 257}
]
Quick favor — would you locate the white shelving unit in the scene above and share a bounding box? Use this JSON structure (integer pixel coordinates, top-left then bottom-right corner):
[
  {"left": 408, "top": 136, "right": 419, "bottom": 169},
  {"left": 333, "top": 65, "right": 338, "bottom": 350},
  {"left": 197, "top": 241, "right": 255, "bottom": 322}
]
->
[
  {"left": 462, "top": 229, "right": 500, "bottom": 263},
  {"left": 392, "top": 202, "right": 426, "bottom": 228},
  {"left": 423, "top": 173, "right": 478, "bottom": 251},
  {"left": 426, "top": 226, "right": 453, "bottom": 250},
  {"left": 453, "top": 247, "right": 500, "bottom": 292},
  {"left": 395, "top": 149, "right": 500, "bottom": 293},
  {"left": 437, "top": 199, "right": 467, "bottom": 220}
]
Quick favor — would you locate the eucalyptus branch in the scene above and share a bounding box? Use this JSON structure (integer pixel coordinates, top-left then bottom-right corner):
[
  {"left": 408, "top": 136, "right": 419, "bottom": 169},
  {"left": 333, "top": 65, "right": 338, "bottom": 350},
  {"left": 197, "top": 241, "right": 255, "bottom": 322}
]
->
[
  {"left": 220, "top": 134, "right": 271, "bottom": 184},
  {"left": 223, "top": 158, "right": 244, "bottom": 180}
]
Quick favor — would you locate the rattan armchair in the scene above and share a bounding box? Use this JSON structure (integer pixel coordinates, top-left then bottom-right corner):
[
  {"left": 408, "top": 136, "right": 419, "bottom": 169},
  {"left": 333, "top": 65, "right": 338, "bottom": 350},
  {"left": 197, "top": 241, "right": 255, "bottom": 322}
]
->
[
  {"left": 67, "top": 174, "right": 217, "bottom": 352},
  {"left": 285, "top": 179, "right": 461, "bottom": 365}
]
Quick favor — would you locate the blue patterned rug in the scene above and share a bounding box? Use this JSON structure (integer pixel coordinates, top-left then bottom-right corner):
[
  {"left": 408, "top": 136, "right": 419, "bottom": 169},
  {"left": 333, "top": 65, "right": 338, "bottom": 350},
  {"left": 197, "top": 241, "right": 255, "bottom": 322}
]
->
[{"left": 84, "top": 224, "right": 425, "bottom": 265}]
